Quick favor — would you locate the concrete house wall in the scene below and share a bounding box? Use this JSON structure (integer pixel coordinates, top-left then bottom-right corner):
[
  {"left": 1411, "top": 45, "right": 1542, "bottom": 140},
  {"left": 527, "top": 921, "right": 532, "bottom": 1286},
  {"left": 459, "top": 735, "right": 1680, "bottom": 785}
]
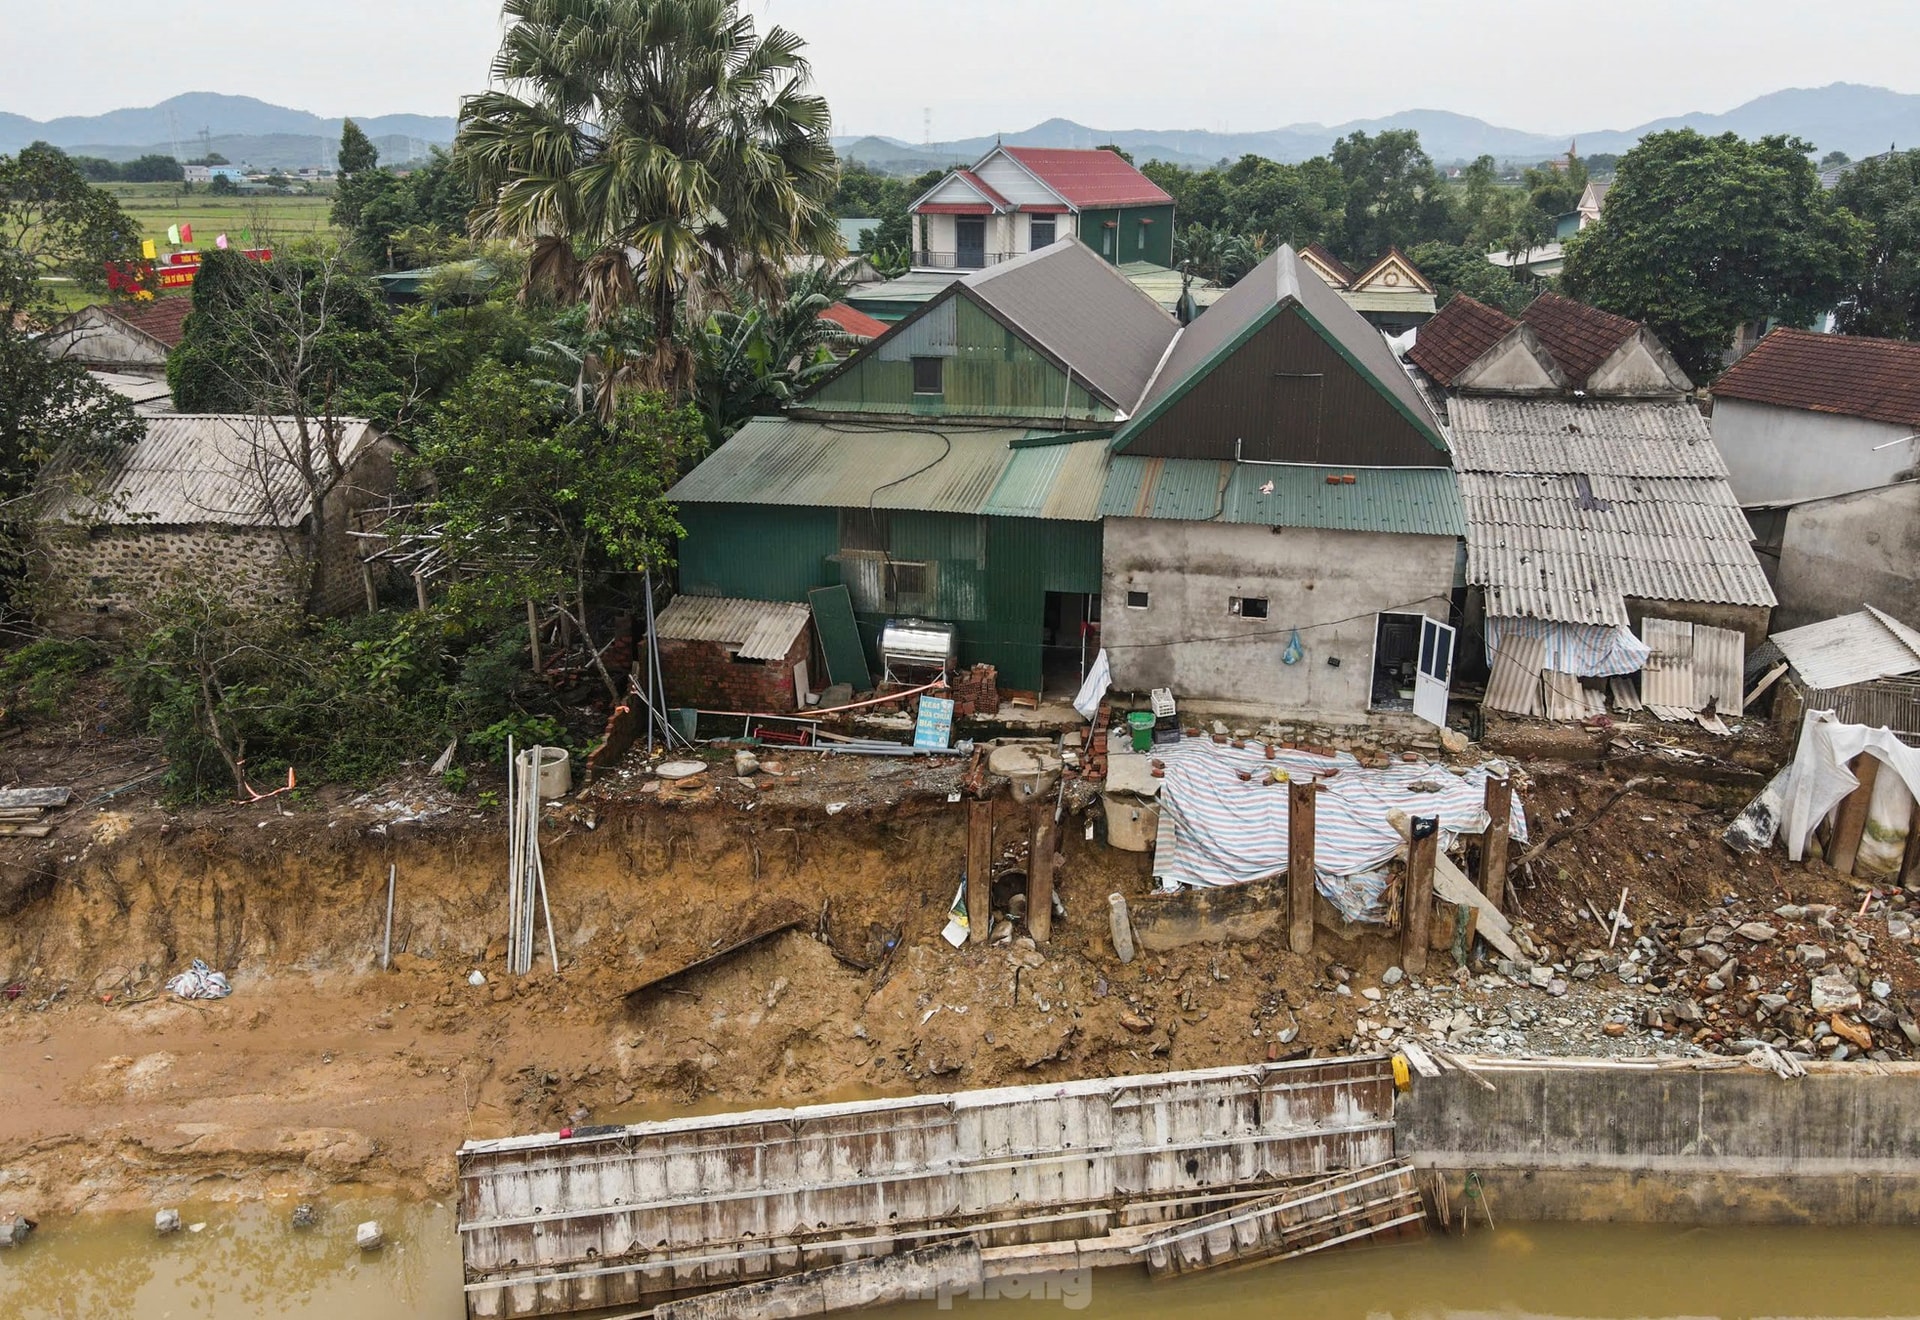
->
[
  {"left": 1771, "top": 482, "right": 1920, "bottom": 632},
  {"left": 1712, "top": 398, "right": 1917, "bottom": 507},
  {"left": 40, "top": 308, "right": 168, "bottom": 371},
  {"left": 1100, "top": 519, "right": 1456, "bottom": 721}
]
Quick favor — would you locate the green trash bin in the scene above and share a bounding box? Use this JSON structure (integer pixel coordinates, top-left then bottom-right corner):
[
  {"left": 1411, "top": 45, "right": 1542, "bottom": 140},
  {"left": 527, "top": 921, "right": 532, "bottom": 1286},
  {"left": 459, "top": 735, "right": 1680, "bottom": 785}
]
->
[{"left": 1126, "top": 710, "right": 1156, "bottom": 753}]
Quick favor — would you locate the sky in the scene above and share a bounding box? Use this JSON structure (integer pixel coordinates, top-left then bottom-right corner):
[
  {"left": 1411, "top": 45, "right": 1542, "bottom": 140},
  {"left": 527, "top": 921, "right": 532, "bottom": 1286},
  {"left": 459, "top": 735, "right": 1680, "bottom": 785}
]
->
[{"left": 4, "top": 0, "right": 1920, "bottom": 139}]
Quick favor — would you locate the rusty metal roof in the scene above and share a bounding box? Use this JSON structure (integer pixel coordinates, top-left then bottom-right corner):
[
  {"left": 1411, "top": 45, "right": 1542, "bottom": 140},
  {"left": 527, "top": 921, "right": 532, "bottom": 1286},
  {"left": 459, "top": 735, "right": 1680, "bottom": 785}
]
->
[
  {"left": 653, "top": 595, "right": 812, "bottom": 661},
  {"left": 1099, "top": 457, "right": 1464, "bottom": 536},
  {"left": 1771, "top": 606, "right": 1920, "bottom": 691},
  {"left": 44, "top": 414, "right": 382, "bottom": 528},
  {"left": 1449, "top": 396, "right": 1773, "bottom": 625},
  {"left": 670, "top": 418, "right": 1105, "bottom": 521}
]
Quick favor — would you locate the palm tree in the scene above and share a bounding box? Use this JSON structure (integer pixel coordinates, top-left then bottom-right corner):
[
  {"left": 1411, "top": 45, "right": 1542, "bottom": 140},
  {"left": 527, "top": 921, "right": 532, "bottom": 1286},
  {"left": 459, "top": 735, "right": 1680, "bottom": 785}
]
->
[{"left": 457, "top": 0, "right": 842, "bottom": 394}]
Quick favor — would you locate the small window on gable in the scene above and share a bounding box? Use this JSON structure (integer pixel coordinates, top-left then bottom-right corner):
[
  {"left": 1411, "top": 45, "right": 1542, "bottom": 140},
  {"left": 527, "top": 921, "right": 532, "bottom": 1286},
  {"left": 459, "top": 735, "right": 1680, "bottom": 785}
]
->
[
  {"left": 912, "top": 356, "right": 943, "bottom": 395},
  {"left": 1230, "top": 597, "right": 1269, "bottom": 619},
  {"left": 1125, "top": 589, "right": 1150, "bottom": 610}
]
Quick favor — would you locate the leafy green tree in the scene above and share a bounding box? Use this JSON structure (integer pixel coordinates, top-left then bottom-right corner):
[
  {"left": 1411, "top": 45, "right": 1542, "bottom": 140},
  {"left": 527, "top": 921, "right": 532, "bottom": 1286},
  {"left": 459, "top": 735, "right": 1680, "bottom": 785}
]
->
[
  {"left": 208, "top": 174, "right": 239, "bottom": 197},
  {"left": 70, "top": 156, "right": 120, "bottom": 182},
  {"left": 1218, "top": 155, "right": 1342, "bottom": 250},
  {"left": 1405, "top": 241, "right": 1535, "bottom": 314},
  {"left": 1831, "top": 148, "right": 1920, "bottom": 338},
  {"left": 337, "top": 119, "right": 379, "bottom": 177},
  {"left": 407, "top": 361, "right": 701, "bottom": 696},
  {"left": 1821, "top": 150, "right": 1852, "bottom": 169},
  {"left": 122, "top": 154, "right": 185, "bottom": 183},
  {"left": 333, "top": 150, "right": 472, "bottom": 269},
  {"left": 1330, "top": 129, "right": 1456, "bottom": 263},
  {"left": 457, "top": 0, "right": 841, "bottom": 393},
  {"left": 1562, "top": 130, "right": 1869, "bottom": 380},
  {"left": 686, "top": 262, "right": 850, "bottom": 446},
  {"left": 0, "top": 143, "right": 143, "bottom": 294}
]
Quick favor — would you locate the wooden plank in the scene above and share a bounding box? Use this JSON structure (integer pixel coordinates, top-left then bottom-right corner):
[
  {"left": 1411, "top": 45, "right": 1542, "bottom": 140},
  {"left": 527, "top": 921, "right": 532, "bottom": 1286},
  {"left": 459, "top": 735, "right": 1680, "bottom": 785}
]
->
[
  {"left": 1027, "top": 807, "right": 1055, "bottom": 945},
  {"left": 1480, "top": 772, "right": 1512, "bottom": 910},
  {"left": 0, "top": 787, "right": 70, "bottom": 809},
  {"left": 967, "top": 800, "right": 993, "bottom": 946},
  {"left": 1287, "top": 779, "right": 1318, "bottom": 956},
  {"left": 621, "top": 910, "right": 805, "bottom": 1003},
  {"left": 1829, "top": 753, "right": 1880, "bottom": 877},
  {"left": 1433, "top": 852, "right": 1522, "bottom": 963},
  {"left": 1402, "top": 821, "right": 1436, "bottom": 975},
  {"left": 0, "top": 823, "right": 54, "bottom": 838},
  {"left": 1901, "top": 798, "right": 1920, "bottom": 892},
  {"left": 1744, "top": 660, "right": 1789, "bottom": 710}
]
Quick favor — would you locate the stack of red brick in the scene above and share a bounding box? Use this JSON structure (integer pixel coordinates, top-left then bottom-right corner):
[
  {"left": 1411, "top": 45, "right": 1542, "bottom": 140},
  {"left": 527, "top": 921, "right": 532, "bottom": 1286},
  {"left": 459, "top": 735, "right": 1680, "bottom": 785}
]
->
[{"left": 948, "top": 664, "right": 1000, "bottom": 718}]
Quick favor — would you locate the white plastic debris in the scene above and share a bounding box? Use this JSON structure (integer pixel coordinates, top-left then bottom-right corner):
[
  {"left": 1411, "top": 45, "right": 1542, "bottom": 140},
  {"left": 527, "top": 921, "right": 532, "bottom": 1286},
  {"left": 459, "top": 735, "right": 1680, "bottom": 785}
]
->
[{"left": 467, "top": 970, "right": 487, "bottom": 987}]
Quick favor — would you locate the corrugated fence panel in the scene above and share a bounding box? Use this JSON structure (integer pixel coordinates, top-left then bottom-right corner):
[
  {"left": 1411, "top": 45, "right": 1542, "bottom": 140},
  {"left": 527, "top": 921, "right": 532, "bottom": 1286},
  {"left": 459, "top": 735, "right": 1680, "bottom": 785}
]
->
[{"left": 459, "top": 1059, "right": 1397, "bottom": 1317}]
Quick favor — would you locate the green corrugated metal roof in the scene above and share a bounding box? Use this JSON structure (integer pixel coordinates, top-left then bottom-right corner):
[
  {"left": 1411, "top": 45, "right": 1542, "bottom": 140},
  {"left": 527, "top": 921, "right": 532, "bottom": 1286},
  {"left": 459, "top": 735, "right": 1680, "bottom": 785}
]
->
[
  {"left": 670, "top": 418, "right": 1105, "bottom": 521},
  {"left": 1098, "top": 458, "right": 1464, "bottom": 536}
]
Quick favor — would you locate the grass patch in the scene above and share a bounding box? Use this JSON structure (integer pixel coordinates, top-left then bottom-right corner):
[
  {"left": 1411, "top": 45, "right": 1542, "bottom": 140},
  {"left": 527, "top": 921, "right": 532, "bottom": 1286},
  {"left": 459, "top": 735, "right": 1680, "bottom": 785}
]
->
[{"left": 0, "top": 637, "right": 108, "bottom": 723}]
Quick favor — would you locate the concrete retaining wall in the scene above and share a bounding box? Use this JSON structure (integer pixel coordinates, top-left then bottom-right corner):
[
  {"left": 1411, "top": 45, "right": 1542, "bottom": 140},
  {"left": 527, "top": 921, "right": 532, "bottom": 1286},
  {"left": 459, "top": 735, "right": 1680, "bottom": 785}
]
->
[{"left": 1396, "top": 1062, "right": 1920, "bottom": 1224}]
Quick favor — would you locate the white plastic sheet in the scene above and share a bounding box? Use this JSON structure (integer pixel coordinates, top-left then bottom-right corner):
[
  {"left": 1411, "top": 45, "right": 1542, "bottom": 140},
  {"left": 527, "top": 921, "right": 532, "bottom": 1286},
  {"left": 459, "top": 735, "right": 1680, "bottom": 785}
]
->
[{"left": 1726, "top": 711, "right": 1920, "bottom": 862}]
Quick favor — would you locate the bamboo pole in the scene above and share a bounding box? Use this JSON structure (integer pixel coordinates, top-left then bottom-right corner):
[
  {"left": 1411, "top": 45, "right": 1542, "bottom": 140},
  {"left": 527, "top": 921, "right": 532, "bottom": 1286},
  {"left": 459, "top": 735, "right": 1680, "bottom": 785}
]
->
[
  {"left": 381, "top": 863, "right": 396, "bottom": 971},
  {"left": 1288, "top": 779, "right": 1319, "bottom": 955}
]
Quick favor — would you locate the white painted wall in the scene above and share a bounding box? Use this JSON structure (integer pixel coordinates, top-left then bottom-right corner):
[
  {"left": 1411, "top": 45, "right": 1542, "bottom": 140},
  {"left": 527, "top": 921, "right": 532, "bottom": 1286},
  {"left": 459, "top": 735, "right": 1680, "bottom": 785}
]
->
[
  {"left": 974, "top": 151, "right": 1062, "bottom": 207},
  {"left": 1776, "top": 481, "right": 1920, "bottom": 631},
  {"left": 1101, "top": 519, "right": 1456, "bottom": 721},
  {"left": 1712, "top": 398, "right": 1918, "bottom": 506},
  {"left": 41, "top": 309, "right": 167, "bottom": 370}
]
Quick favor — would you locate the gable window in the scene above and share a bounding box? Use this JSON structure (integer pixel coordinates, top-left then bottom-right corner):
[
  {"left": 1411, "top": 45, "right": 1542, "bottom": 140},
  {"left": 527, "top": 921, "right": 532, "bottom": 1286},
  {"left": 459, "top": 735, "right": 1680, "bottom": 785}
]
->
[
  {"left": 1230, "top": 596, "right": 1269, "bottom": 620},
  {"left": 1125, "top": 589, "right": 1150, "bottom": 610},
  {"left": 1029, "top": 216, "right": 1056, "bottom": 249},
  {"left": 911, "top": 356, "right": 944, "bottom": 395}
]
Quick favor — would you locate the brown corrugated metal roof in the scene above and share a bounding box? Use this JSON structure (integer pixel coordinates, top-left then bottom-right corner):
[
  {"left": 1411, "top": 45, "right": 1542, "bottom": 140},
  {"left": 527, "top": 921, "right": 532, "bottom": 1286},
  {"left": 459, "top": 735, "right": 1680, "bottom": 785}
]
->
[
  {"left": 1450, "top": 396, "right": 1773, "bottom": 625},
  {"left": 963, "top": 239, "right": 1179, "bottom": 412},
  {"left": 1710, "top": 327, "right": 1920, "bottom": 429},
  {"left": 45, "top": 414, "right": 380, "bottom": 528},
  {"left": 1520, "top": 293, "right": 1639, "bottom": 389},
  {"left": 653, "top": 595, "right": 812, "bottom": 661},
  {"left": 1407, "top": 295, "right": 1518, "bottom": 387}
]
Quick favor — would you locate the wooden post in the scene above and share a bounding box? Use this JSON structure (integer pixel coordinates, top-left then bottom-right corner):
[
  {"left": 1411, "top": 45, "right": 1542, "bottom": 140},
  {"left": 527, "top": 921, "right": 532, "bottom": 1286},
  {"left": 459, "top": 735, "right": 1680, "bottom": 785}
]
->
[
  {"left": 1480, "top": 772, "right": 1512, "bottom": 910},
  {"left": 1403, "top": 819, "right": 1438, "bottom": 975},
  {"left": 413, "top": 571, "right": 429, "bottom": 613},
  {"left": 1900, "top": 797, "right": 1920, "bottom": 891},
  {"left": 1288, "top": 778, "right": 1319, "bottom": 955},
  {"left": 1829, "top": 754, "right": 1881, "bottom": 877},
  {"left": 1028, "top": 806, "right": 1056, "bottom": 945},
  {"left": 527, "top": 600, "right": 543, "bottom": 676},
  {"left": 361, "top": 562, "right": 377, "bottom": 615},
  {"left": 967, "top": 799, "right": 993, "bottom": 945}
]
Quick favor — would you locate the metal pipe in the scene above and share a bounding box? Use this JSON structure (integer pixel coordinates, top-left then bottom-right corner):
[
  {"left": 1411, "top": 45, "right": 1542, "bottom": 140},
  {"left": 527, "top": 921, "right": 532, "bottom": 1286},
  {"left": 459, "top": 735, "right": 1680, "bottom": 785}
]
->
[{"left": 381, "top": 864, "right": 396, "bottom": 971}]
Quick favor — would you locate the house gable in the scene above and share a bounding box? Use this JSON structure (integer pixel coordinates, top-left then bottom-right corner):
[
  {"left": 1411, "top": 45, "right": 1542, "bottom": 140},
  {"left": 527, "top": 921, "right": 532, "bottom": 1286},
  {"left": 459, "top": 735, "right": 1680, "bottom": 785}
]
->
[
  {"left": 1298, "top": 245, "right": 1354, "bottom": 290},
  {"left": 971, "top": 150, "right": 1070, "bottom": 210},
  {"left": 1454, "top": 324, "right": 1570, "bottom": 395},
  {"left": 912, "top": 170, "right": 1008, "bottom": 214},
  {"left": 1349, "top": 248, "right": 1434, "bottom": 296},
  {"left": 800, "top": 286, "right": 1116, "bottom": 424},
  {"left": 1584, "top": 327, "right": 1694, "bottom": 397}
]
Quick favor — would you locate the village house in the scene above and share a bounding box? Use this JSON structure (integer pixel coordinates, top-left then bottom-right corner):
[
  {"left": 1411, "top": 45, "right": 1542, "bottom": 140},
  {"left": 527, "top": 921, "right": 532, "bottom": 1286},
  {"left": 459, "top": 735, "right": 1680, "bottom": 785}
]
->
[
  {"left": 1706, "top": 328, "right": 1920, "bottom": 631},
  {"left": 1298, "top": 242, "right": 1439, "bottom": 334},
  {"left": 35, "top": 414, "right": 403, "bottom": 631},
  {"left": 1407, "top": 293, "right": 1774, "bottom": 721},
  {"left": 1757, "top": 605, "right": 1920, "bottom": 746},
  {"left": 669, "top": 237, "right": 1179, "bottom": 699},
  {"left": 1098, "top": 245, "right": 1465, "bottom": 724},
  {"left": 40, "top": 296, "right": 193, "bottom": 373},
  {"left": 910, "top": 146, "right": 1176, "bottom": 271}
]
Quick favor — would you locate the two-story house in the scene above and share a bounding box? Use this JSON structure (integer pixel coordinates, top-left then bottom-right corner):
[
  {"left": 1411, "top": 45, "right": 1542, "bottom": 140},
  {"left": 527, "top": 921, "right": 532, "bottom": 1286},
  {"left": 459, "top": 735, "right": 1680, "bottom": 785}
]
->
[{"left": 909, "top": 146, "right": 1175, "bottom": 271}]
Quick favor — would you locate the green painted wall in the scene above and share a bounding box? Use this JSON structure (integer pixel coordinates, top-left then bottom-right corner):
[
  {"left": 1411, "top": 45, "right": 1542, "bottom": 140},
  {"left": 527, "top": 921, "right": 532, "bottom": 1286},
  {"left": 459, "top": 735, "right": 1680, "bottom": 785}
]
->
[
  {"left": 674, "top": 502, "right": 1103, "bottom": 692},
  {"left": 809, "top": 295, "right": 1113, "bottom": 422},
  {"left": 1076, "top": 204, "right": 1174, "bottom": 267}
]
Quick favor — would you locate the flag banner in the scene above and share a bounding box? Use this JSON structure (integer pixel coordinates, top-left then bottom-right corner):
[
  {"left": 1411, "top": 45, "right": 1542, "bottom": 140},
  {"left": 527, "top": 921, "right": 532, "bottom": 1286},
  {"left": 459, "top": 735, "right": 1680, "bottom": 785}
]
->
[
  {"left": 180, "top": 222, "right": 193, "bottom": 243},
  {"left": 215, "top": 233, "right": 229, "bottom": 249},
  {"left": 166, "top": 225, "right": 180, "bottom": 245},
  {"left": 141, "top": 239, "right": 157, "bottom": 260}
]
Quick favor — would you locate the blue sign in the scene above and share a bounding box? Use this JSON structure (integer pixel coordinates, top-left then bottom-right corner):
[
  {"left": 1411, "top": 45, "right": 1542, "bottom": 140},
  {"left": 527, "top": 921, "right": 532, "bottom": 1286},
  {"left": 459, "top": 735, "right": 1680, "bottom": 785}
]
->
[{"left": 913, "top": 696, "right": 955, "bottom": 750}]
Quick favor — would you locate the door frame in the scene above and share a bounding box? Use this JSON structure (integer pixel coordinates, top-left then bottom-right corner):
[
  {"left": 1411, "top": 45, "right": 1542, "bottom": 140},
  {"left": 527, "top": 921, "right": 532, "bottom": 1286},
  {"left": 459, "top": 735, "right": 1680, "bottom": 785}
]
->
[{"left": 1413, "top": 614, "right": 1456, "bottom": 729}]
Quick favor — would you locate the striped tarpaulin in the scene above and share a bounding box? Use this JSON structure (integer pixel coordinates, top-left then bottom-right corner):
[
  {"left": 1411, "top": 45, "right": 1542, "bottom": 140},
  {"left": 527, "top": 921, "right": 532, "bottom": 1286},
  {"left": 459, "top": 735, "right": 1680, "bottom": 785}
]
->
[{"left": 1149, "top": 735, "right": 1527, "bottom": 924}]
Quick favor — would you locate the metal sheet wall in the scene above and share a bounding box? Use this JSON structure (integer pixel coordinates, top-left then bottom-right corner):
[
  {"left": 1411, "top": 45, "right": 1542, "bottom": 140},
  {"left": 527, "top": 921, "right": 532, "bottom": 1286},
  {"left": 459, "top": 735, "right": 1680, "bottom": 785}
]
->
[
  {"left": 1122, "top": 311, "right": 1449, "bottom": 467},
  {"left": 674, "top": 505, "right": 838, "bottom": 604}
]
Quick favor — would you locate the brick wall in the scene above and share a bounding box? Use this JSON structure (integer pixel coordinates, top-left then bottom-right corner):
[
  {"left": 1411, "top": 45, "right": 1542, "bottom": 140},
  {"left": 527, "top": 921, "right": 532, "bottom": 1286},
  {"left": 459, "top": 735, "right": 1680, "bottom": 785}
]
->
[{"left": 659, "top": 631, "right": 808, "bottom": 714}]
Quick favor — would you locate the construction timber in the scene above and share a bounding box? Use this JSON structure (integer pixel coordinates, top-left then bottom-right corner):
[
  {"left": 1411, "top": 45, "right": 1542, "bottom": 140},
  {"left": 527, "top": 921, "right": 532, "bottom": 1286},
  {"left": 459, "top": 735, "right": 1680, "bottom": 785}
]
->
[{"left": 456, "top": 1056, "right": 1409, "bottom": 1318}]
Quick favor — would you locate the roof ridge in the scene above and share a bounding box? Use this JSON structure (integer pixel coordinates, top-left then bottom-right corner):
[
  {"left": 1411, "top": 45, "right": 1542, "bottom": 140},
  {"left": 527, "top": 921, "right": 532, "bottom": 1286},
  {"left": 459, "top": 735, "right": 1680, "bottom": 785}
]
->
[{"left": 1865, "top": 604, "right": 1920, "bottom": 664}]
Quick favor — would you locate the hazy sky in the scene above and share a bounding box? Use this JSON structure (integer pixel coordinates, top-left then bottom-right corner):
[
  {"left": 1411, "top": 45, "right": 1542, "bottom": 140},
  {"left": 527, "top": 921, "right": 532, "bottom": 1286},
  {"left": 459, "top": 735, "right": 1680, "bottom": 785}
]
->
[{"left": 5, "top": 0, "right": 1920, "bottom": 138}]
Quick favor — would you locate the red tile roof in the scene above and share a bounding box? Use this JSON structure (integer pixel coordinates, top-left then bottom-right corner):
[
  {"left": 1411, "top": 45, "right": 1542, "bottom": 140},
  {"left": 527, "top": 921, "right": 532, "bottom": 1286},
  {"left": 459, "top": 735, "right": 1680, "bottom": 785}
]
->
[
  {"left": 1000, "top": 147, "right": 1174, "bottom": 209},
  {"left": 1520, "top": 292, "right": 1638, "bottom": 388},
  {"left": 1407, "top": 294, "right": 1518, "bottom": 387},
  {"left": 818, "top": 302, "right": 889, "bottom": 341},
  {"left": 103, "top": 295, "right": 193, "bottom": 348},
  {"left": 1711, "top": 328, "right": 1920, "bottom": 429}
]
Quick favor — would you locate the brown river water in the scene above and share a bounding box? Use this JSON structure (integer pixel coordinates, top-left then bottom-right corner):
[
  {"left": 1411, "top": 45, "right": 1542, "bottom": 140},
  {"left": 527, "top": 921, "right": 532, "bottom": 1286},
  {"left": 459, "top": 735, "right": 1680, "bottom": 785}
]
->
[{"left": 3, "top": 1199, "right": 1917, "bottom": 1319}]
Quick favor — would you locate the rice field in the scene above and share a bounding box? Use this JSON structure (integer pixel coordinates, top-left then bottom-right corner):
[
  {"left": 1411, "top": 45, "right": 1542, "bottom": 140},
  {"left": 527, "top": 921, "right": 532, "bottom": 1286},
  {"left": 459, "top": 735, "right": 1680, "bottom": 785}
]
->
[{"left": 101, "top": 182, "right": 338, "bottom": 248}]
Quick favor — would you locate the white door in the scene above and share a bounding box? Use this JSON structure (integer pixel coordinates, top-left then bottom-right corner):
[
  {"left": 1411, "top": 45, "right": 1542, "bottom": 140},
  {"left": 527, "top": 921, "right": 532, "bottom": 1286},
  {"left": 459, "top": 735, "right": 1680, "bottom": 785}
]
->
[{"left": 1413, "top": 616, "right": 1455, "bottom": 729}]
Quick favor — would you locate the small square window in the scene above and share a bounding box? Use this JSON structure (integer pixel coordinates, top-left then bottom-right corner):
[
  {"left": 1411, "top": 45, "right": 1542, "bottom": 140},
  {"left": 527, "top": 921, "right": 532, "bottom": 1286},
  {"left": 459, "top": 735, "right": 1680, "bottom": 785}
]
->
[
  {"left": 911, "top": 356, "right": 943, "bottom": 395},
  {"left": 1125, "top": 589, "right": 1150, "bottom": 610},
  {"left": 889, "top": 560, "right": 929, "bottom": 598},
  {"left": 1231, "top": 597, "right": 1269, "bottom": 619}
]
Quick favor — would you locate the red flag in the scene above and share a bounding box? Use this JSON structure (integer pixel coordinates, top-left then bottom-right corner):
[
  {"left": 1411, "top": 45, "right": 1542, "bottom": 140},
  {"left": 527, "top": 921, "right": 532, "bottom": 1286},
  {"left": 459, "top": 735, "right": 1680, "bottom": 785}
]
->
[{"left": 180, "top": 222, "right": 193, "bottom": 244}]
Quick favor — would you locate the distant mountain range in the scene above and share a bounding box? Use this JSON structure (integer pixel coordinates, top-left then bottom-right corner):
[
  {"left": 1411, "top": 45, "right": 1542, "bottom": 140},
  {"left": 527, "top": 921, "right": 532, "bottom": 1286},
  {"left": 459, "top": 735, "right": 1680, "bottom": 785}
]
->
[
  {"left": 0, "top": 93, "right": 458, "bottom": 168},
  {"left": 6, "top": 82, "right": 1917, "bottom": 176},
  {"left": 835, "top": 82, "right": 1920, "bottom": 174}
]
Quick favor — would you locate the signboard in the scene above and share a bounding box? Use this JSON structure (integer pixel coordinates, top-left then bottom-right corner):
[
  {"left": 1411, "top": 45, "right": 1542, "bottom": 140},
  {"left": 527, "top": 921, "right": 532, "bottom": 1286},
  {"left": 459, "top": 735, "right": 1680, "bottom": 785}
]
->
[{"left": 913, "top": 695, "right": 955, "bottom": 750}]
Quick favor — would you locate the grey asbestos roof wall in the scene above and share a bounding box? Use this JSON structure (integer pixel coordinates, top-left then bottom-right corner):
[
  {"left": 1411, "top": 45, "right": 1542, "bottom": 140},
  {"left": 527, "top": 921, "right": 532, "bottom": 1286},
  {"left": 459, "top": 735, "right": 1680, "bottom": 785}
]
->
[
  {"left": 963, "top": 240, "right": 1179, "bottom": 412},
  {"left": 1448, "top": 396, "right": 1773, "bottom": 625},
  {"left": 653, "top": 595, "right": 812, "bottom": 661}
]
